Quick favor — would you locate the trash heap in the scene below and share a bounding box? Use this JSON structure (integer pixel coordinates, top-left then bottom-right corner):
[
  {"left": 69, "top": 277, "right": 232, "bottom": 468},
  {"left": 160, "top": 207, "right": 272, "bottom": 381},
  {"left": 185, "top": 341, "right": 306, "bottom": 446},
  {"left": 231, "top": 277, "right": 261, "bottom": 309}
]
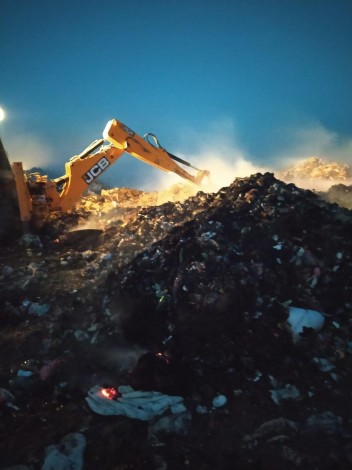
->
[
  {"left": 278, "top": 156, "right": 352, "bottom": 181},
  {"left": 322, "top": 183, "right": 352, "bottom": 210},
  {"left": 1, "top": 172, "right": 352, "bottom": 469}
]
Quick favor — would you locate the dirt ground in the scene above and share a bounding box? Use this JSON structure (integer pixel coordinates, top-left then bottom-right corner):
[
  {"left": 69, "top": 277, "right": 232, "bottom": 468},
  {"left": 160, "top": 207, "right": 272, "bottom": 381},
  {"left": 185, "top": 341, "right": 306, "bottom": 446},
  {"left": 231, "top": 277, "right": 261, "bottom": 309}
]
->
[{"left": 1, "top": 174, "right": 352, "bottom": 469}]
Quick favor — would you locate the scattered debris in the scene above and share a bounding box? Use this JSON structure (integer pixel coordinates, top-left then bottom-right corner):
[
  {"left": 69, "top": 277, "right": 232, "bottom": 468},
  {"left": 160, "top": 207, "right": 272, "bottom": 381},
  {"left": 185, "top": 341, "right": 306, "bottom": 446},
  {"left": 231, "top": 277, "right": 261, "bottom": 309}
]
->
[
  {"left": 41, "top": 432, "right": 86, "bottom": 470},
  {"left": 212, "top": 394, "right": 227, "bottom": 408},
  {"left": 0, "top": 387, "right": 18, "bottom": 410},
  {"left": 304, "top": 411, "right": 343, "bottom": 436},
  {"left": 244, "top": 417, "right": 299, "bottom": 442},
  {"left": 270, "top": 384, "right": 301, "bottom": 405},
  {"left": 1, "top": 173, "right": 352, "bottom": 468}
]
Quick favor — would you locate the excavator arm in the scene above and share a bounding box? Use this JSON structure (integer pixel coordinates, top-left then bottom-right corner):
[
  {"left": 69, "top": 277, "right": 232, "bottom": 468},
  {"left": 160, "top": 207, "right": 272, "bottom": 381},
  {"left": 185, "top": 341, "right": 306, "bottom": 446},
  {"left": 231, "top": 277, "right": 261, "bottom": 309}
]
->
[
  {"left": 12, "top": 117, "right": 210, "bottom": 226},
  {"left": 104, "top": 119, "right": 209, "bottom": 185}
]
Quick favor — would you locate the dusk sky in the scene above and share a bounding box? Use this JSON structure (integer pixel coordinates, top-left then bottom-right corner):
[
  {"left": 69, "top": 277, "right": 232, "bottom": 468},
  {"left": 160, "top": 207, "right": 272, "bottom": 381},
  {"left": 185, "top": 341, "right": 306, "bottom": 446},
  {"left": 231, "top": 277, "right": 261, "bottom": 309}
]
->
[{"left": 1, "top": 0, "right": 351, "bottom": 189}]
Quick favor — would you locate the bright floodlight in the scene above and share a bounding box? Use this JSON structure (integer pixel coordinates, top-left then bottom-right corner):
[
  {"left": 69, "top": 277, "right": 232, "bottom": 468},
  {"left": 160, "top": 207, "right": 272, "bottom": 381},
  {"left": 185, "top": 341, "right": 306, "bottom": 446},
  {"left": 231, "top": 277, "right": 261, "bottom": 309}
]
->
[{"left": 0, "top": 107, "right": 5, "bottom": 122}]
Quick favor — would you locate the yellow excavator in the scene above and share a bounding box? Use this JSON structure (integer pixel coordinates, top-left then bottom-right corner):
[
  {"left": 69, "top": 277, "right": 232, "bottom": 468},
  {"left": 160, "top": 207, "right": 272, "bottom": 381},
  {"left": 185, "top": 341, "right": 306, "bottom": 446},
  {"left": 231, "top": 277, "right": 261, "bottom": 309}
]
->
[{"left": 4, "top": 117, "right": 209, "bottom": 231}]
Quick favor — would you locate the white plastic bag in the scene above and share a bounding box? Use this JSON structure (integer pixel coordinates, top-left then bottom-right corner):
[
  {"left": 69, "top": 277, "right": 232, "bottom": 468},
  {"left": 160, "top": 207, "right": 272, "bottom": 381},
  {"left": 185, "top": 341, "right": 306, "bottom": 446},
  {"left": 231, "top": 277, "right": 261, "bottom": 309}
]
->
[
  {"left": 287, "top": 306, "right": 325, "bottom": 342},
  {"left": 86, "top": 385, "right": 187, "bottom": 421}
]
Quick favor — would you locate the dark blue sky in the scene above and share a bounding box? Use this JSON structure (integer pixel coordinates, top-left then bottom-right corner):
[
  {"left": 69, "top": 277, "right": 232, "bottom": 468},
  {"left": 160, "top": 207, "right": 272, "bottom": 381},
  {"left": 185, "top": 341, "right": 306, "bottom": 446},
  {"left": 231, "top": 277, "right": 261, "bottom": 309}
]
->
[{"left": 1, "top": 0, "right": 351, "bottom": 188}]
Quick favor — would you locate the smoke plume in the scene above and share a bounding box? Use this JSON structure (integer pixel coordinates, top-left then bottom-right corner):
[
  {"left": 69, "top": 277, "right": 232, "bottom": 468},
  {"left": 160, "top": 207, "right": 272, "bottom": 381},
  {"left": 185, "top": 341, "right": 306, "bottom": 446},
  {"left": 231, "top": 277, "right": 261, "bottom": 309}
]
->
[{"left": 5, "top": 132, "right": 54, "bottom": 170}]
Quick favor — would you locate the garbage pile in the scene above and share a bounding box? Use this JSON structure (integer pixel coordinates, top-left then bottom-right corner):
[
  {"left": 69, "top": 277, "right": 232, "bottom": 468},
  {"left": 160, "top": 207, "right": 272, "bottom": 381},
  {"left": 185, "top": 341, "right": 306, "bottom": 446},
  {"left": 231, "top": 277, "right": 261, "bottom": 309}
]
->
[
  {"left": 1, "top": 172, "right": 352, "bottom": 469},
  {"left": 321, "top": 183, "right": 352, "bottom": 210},
  {"left": 278, "top": 156, "right": 352, "bottom": 181},
  {"left": 277, "top": 156, "right": 352, "bottom": 209}
]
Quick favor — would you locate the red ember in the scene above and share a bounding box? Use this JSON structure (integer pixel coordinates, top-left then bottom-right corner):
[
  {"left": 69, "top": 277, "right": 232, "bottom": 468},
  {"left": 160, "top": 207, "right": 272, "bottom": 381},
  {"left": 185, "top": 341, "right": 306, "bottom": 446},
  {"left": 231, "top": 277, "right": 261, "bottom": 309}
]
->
[
  {"left": 155, "top": 352, "right": 171, "bottom": 364},
  {"left": 101, "top": 387, "right": 118, "bottom": 400}
]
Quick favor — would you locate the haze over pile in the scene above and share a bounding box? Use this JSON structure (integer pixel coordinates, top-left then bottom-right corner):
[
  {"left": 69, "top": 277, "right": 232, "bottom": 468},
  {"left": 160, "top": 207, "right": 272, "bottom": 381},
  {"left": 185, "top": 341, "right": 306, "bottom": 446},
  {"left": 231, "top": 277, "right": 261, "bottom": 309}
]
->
[{"left": 148, "top": 119, "right": 352, "bottom": 194}]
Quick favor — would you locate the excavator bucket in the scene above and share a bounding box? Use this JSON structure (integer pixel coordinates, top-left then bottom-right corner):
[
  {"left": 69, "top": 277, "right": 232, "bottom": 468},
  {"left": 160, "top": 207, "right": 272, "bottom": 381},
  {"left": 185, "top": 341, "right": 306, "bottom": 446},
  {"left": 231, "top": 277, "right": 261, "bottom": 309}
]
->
[{"left": 194, "top": 169, "right": 211, "bottom": 185}]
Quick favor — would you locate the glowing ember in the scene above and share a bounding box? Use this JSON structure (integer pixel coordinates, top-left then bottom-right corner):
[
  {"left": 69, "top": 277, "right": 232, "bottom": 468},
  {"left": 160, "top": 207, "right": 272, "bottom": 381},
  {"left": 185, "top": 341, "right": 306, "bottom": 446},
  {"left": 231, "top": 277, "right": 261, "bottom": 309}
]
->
[
  {"left": 155, "top": 352, "right": 171, "bottom": 364},
  {"left": 101, "top": 387, "right": 118, "bottom": 400}
]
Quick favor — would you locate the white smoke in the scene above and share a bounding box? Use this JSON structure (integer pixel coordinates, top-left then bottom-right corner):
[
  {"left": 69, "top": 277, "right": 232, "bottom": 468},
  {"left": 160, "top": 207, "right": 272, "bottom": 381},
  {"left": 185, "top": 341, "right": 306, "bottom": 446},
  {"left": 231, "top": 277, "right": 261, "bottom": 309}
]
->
[
  {"left": 5, "top": 132, "right": 54, "bottom": 170},
  {"left": 274, "top": 121, "right": 352, "bottom": 168},
  {"left": 146, "top": 118, "right": 270, "bottom": 193},
  {"left": 271, "top": 121, "right": 352, "bottom": 192}
]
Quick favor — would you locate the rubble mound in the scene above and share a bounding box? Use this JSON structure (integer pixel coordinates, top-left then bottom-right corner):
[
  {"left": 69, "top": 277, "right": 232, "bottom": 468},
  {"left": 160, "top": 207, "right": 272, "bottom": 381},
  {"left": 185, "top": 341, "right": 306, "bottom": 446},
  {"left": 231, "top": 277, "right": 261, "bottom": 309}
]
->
[{"left": 1, "top": 173, "right": 352, "bottom": 469}]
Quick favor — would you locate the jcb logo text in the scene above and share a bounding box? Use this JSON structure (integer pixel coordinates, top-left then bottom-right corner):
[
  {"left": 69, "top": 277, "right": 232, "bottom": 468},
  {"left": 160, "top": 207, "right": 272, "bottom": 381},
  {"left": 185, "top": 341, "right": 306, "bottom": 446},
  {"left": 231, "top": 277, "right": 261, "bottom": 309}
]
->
[{"left": 83, "top": 157, "right": 110, "bottom": 184}]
